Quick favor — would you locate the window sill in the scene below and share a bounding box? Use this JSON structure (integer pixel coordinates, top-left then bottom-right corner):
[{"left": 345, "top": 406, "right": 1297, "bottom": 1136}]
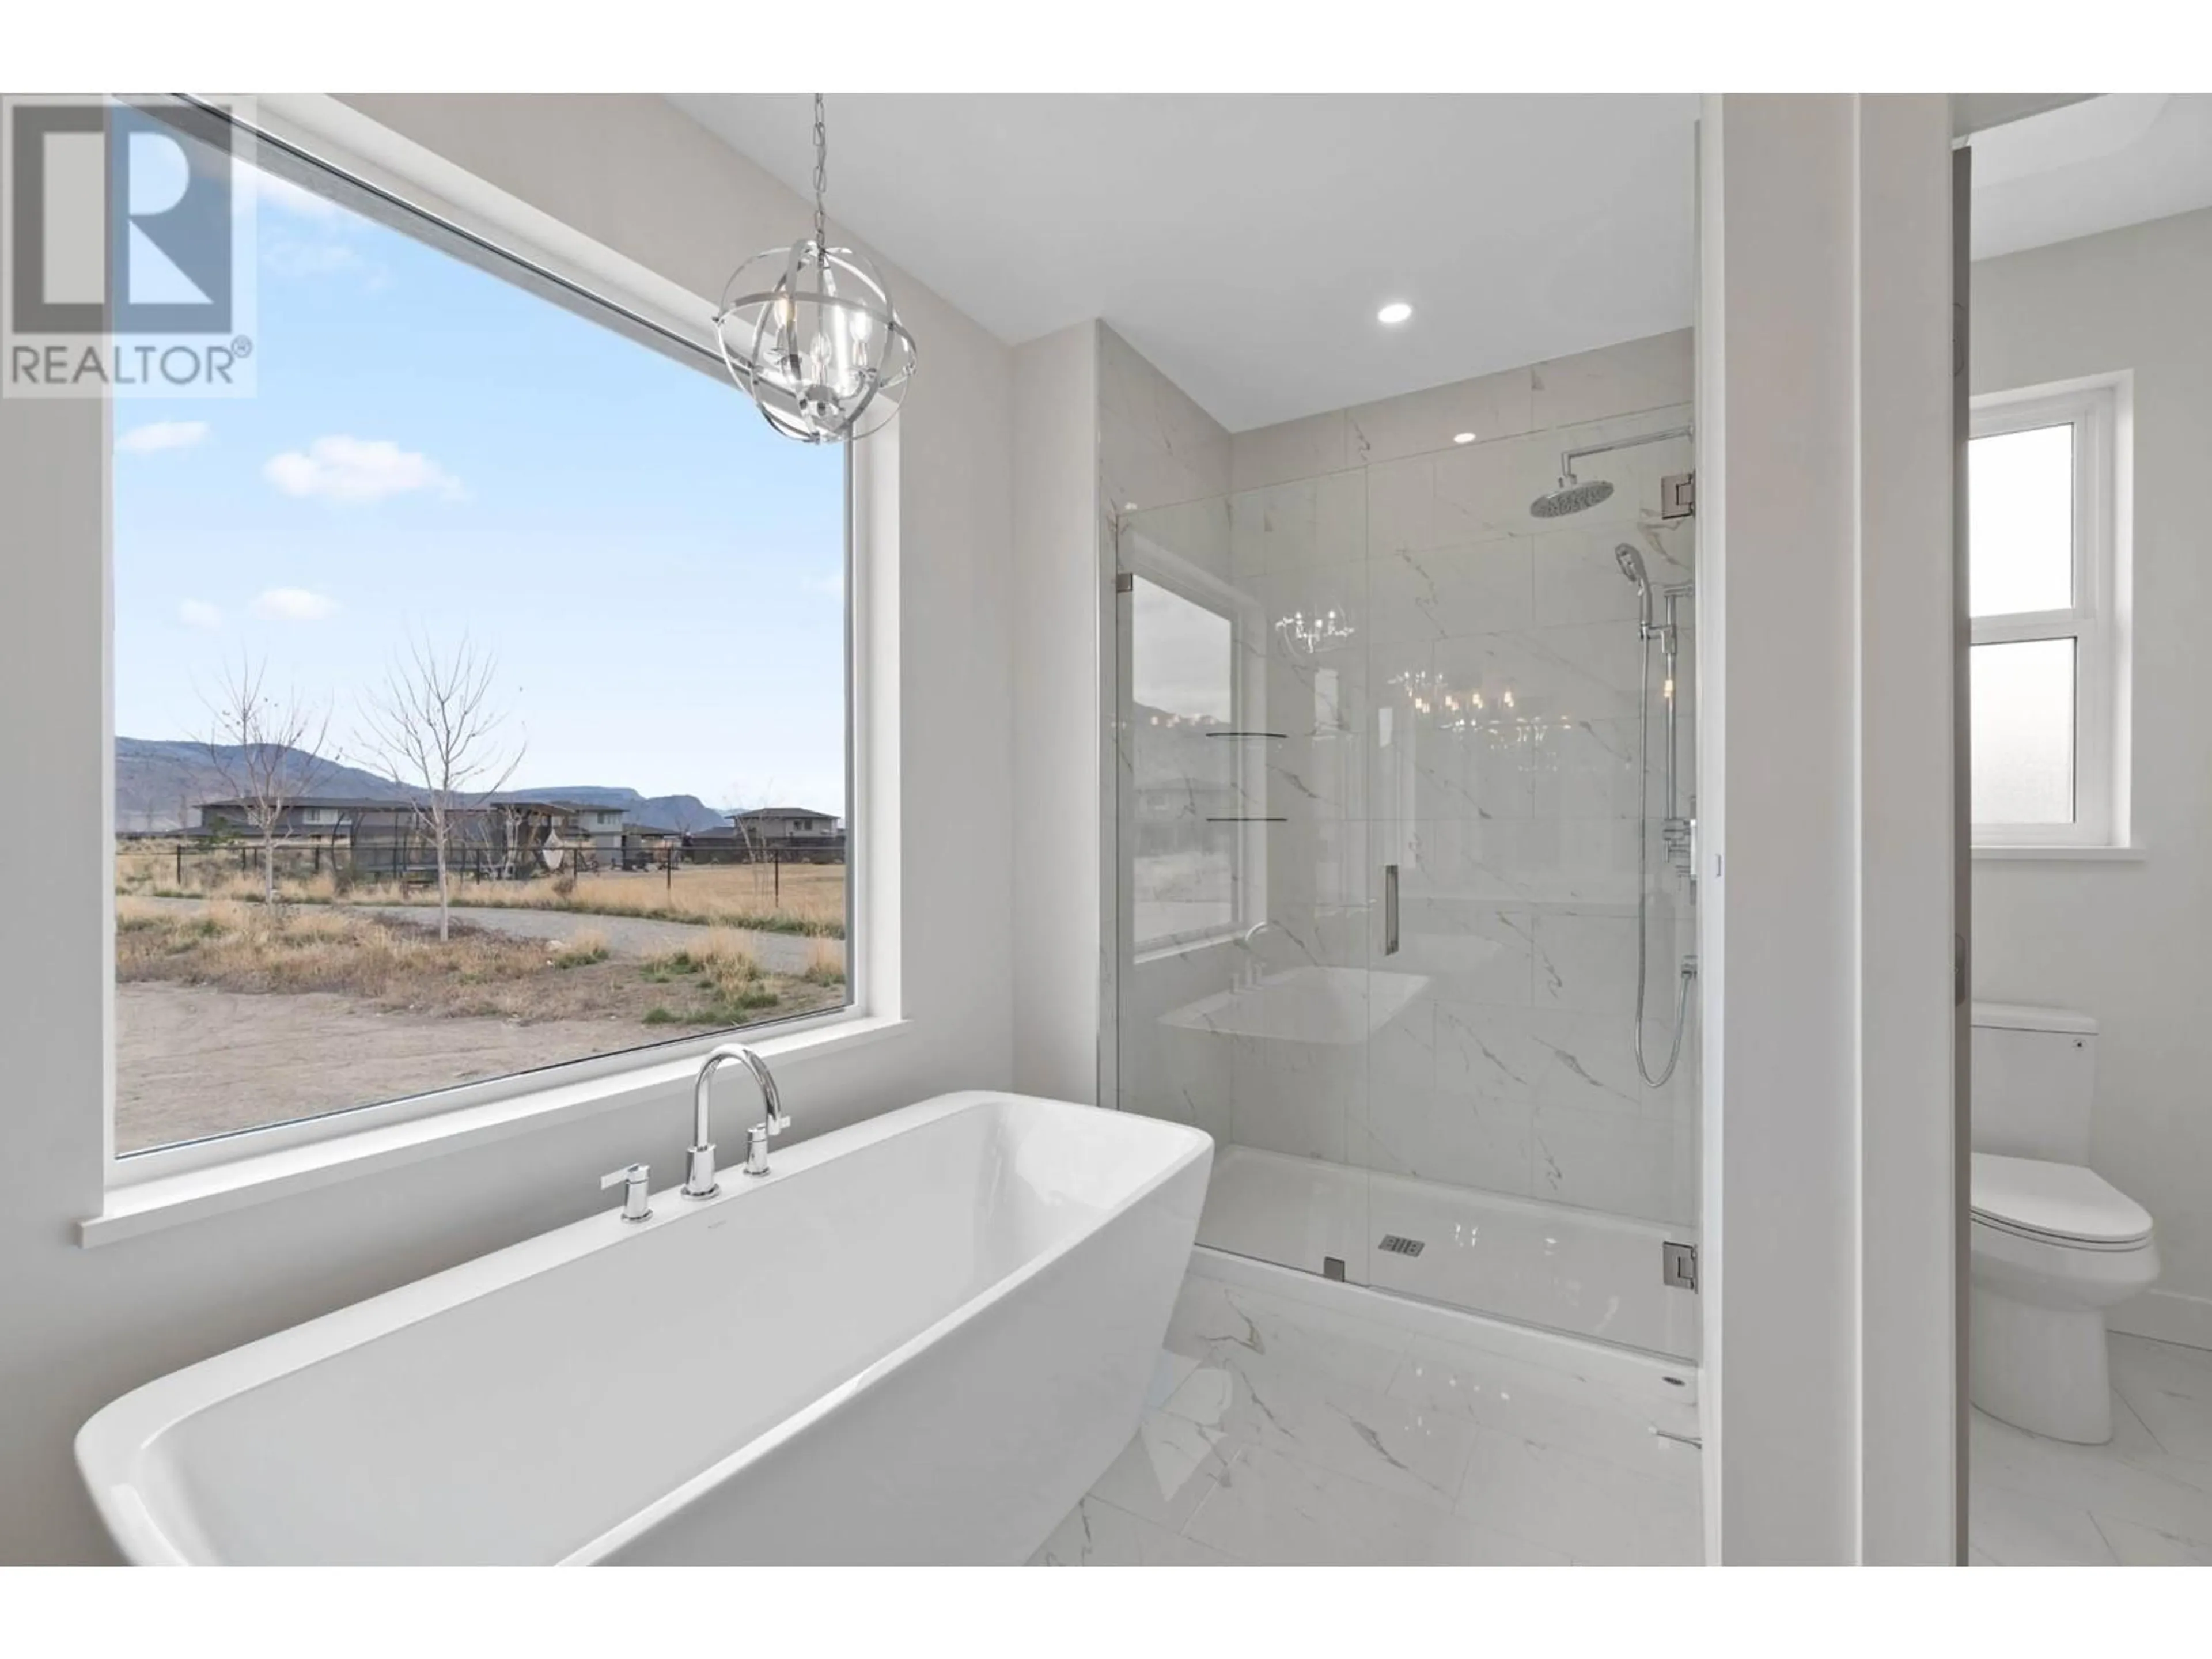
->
[
  {"left": 1136, "top": 930, "right": 1245, "bottom": 967},
  {"left": 1972, "top": 844, "right": 2146, "bottom": 863},
  {"left": 78, "top": 1013, "right": 910, "bottom": 1248}
]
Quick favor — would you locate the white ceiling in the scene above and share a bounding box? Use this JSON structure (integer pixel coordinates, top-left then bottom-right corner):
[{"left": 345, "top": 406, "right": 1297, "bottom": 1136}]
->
[
  {"left": 1972, "top": 94, "right": 2212, "bottom": 260},
  {"left": 672, "top": 94, "right": 1698, "bottom": 433},
  {"left": 670, "top": 93, "right": 2212, "bottom": 431}
]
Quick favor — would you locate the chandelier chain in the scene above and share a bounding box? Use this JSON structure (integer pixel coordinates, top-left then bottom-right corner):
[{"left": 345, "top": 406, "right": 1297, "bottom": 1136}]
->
[
  {"left": 711, "top": 89, "right": 913, "bottom": 443},
  {"left": 811, "top": 93, "right": 828, "bottom": 254}
]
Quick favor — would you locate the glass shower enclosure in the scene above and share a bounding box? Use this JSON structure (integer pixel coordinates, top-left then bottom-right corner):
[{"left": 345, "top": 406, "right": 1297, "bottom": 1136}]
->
[{"left": 1109, "top": 405, "right": 1702, "bottom": 1359}]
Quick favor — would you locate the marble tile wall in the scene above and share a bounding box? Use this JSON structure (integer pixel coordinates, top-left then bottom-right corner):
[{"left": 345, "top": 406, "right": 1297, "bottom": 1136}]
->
[{"left": 1117, "top": 329, "right": 1698, "bottom": 1243}]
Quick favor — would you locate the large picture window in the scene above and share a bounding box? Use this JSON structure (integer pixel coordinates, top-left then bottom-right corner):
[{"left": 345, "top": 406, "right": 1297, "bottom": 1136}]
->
[
  {"left": 110, "top": 112, "right": 853, "bottom": 1158},
  {"left": 1968, "top": 377, "right": 2128, "bottom": 849}
]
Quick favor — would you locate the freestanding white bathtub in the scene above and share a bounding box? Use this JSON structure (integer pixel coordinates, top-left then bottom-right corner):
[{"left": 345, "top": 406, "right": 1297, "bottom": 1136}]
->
[{"left": 77, "top": 1091, "right": 1212, "bottom": 1565}]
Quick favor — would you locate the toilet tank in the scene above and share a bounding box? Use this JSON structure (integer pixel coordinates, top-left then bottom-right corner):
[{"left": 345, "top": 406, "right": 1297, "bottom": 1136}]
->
[{"left": 1971, "top": 1002, "right": 2099, "bottom": 1162}]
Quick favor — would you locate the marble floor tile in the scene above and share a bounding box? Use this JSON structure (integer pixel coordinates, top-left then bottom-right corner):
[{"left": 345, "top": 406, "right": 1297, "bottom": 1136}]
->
[
  {"left": 1161, "top": 1276, "right": 1406, "bottom": 1393},
  {"left": 2090, "top": 1512, "right": 2212, "bottom": 1566},
  {"left": 2109, "top": 1332, "right": 2212, "bottom": 1464},
  {"left": 1029, "top": 1494, "right": 1236, "bottom": 1567},
  {"left": 1969, "top": 1476, "right": 2118, "bottom": 1566},
  {"left": 1084, "top": 1408, "right": 1236, "bottom": 1532},
  {"left": 1185, "top": 1444, "right": 1569, "bottom": 1566},
  {"left": 1389, "top": 1340, "right": 1700, "bottom": 1478},
  {"left": 1163, "top": 1340, "right": 1478, "bottom": 1507},
  {"left": 1968, "top": 1334, "right": 2212, "bottom": 1565},
  {"left": 1455, "top": 1425, "right": 1701, "bottom": 1565},
  {"left": 1035, "top": 1264, "right": 1698, "bottom": 1567}
]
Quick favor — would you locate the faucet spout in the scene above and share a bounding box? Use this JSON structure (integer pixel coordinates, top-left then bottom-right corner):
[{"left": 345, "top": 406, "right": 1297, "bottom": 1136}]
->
[
  {"left": 1237, "top": 919, "right": 1286, "bottom": 991},
  {"left": 685, "top": 1044, "right": 788, "bottom": 1198}
]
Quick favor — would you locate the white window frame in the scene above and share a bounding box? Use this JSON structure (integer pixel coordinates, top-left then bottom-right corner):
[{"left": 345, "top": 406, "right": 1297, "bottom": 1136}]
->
[
  {"left": 1968, "top": 373, "right": 2131, "bottom": 851},
  {"left": 1119, "top": 532, "right": 1265, "bottom": 960},
  {"left": 101, "top": 96, "right": 876, "bottom": 1194}
]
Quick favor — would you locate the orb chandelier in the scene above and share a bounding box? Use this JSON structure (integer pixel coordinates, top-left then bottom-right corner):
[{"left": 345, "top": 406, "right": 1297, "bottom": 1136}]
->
[{"left": 712, "top": 94, "right": 916, "bottom": 444}]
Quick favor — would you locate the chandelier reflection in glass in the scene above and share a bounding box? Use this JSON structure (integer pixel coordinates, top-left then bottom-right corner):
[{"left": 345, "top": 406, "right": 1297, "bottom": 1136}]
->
[
  {"left": 712, "top": 94, "right": 917, "bottom": 444},
  {"left": 1275, "top": 607, "right": 1355, "bottom": 656}
]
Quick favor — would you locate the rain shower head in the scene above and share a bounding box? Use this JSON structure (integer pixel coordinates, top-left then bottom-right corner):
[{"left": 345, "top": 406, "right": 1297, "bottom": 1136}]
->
[
  {"left": 1613, "top": 543, "right": 1650, "bottom": 592},
  {"left": 1529, "top": 422, "right": 1694, "bottom": 520},
  {"left": 1529, "top": 476, "right": 1617, "bottom": 518}
]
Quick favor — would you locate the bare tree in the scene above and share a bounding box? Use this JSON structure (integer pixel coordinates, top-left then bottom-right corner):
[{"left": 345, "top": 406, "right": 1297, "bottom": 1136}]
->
[
  {"left": 200, "top": 653, "right": 337, "bottom": 904},
  {"left": 359, "top": 632, "right": 525, "bottom": 941}
]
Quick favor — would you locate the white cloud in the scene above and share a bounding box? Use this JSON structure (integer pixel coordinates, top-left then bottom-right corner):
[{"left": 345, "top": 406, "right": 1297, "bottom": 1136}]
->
[
  {"left": 118, "top": 419, "right": 210, "bottom": 454},
  {"left": 264, "top": 238, "right": 363, "bottom": 280},
  {"left": 249, "top": 588, "right": 338, "bottom": 623},
  {"left": 262, "top": 436, "right": 463, "bottom": 505},
  {"left": 177, "top": 599, "right": 222, "bottom": 630}
]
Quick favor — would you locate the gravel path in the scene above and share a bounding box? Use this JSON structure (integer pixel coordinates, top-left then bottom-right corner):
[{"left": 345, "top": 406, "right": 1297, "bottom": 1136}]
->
[
  {"left": 115, "top": 983, "right": 650, "bottom": 1152},
  {"left": 129, "top": 895, "right": 834, "bottom": 976}
]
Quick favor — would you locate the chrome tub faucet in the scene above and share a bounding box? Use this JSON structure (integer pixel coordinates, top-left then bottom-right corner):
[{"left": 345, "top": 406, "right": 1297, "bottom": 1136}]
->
[
  {"left": 600, "top": 1161, "right": 652, "bottom": 1222},
  {"left": 684, "top": 1044, "right": 790, "bottom": 1197}
]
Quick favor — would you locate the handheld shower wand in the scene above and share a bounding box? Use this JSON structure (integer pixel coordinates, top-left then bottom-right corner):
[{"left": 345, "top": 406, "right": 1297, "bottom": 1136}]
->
[
  {"left": 1616, "top": 543, "right": 1696, "bottom": 1088},
  {"left": 1614, "top": 543, "right": 1651, "bottom": 606}
]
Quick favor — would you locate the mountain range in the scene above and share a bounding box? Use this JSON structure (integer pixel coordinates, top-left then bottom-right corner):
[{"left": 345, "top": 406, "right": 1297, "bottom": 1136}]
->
[{"left": 115, "top": 738, "right": 730, "bottom": 835}]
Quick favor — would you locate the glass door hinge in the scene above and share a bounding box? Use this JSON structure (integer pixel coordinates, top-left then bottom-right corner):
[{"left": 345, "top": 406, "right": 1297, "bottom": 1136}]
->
[{"left": 1662, "top": 1240, "right": 1699, "bottom": 1291}]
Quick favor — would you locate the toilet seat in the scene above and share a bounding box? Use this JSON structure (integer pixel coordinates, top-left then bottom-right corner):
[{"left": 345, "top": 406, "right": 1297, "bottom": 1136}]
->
[{"left": 1971, "top": 1152, "right": 2153, "bottom": 1251}]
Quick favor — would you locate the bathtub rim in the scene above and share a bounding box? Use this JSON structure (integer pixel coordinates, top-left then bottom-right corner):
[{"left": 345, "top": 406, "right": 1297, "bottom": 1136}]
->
[{"left": 74, "top": 1091, "right": 1211, "bottom": 1567}]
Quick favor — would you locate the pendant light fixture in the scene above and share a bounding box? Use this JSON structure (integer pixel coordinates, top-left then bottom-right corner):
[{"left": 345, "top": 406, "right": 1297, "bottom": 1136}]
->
[{"left": 712, "top": 94, "right": 916, "bottom": 444}]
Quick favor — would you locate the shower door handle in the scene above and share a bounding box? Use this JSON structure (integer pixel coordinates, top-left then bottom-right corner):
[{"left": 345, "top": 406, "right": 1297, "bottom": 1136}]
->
[{"left": 1383, "top": 863, "right": 1400, "bottom": 956}]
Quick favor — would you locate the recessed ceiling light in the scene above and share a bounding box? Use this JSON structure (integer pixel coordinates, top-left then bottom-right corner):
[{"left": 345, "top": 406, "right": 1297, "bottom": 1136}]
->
[
  {"left": 1376, "top": 301, "right": 1413, "bottom": 325},
  {"left": 1453, "top": 431, "right": 1477, "bottom": 445}
]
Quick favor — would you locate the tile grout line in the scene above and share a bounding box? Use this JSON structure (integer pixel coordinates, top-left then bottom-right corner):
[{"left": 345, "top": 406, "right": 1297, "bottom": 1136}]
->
[{"left": 1171, "top": 1441, "right": 1243, "bottom": 1550}]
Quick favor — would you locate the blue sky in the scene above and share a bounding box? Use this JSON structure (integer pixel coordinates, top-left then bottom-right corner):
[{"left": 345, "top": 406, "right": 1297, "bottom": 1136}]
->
[{"left": 113, "top": 167, "right": 849, "bottom": 813}]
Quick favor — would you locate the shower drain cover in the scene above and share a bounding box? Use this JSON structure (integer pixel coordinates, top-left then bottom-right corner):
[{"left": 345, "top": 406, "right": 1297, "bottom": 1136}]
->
[{"left": 1377, "top": 1234, "right": 1426, "bottom": 1257}]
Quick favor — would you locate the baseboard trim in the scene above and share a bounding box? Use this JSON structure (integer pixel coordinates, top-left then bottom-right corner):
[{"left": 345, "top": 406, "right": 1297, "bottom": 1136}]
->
[{"left": 2109, "top": 1287, "right": 2212, "bottom": 1353}]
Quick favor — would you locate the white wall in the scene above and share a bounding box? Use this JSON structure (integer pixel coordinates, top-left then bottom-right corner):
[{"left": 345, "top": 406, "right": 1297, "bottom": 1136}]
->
[
  {"left": 1696, "top": 93, "right": 1958, "bottom": 1565},
  {"left": 1010, "top": 321, "right": 1102, "bottom": 1101},
  {"left": 1971, "top": 205, "right": 2212, "bottom": 1352},
  {"left": 0, "top": 94, "right": 1016, "bottom": 1564}
]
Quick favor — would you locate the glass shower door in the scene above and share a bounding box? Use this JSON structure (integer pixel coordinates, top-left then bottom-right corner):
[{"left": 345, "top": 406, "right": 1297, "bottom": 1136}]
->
[
  {"left": 1110, "top": 415, "right": 1700, "bottom": 1361},
  {"left": 1116, "top": 484, "right": 1372, "bottom": 1279}
]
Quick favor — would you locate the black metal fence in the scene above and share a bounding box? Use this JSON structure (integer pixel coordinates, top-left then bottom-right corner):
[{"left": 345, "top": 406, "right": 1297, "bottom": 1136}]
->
[{"left": 124, "top": 836, "right": 846, "bottom": 893}]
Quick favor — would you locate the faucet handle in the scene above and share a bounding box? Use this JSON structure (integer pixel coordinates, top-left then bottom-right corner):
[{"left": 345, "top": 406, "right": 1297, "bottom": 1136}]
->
[
  {"left": 599, "top": 1161, "right": 652, "bottom": 1222},
  {"left": 743, "top": 1114, "right": 786, "bottom": 1179}
]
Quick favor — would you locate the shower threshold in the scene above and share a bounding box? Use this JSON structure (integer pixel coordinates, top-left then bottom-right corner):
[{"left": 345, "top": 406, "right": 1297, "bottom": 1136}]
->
[{"left": 1194, "top": 1143, "right": 1699, "bottom": 1361}]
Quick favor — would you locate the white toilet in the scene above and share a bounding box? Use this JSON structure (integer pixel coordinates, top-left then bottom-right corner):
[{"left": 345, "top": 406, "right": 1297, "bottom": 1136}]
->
[{"left": 1969, "top": 1002, "right": 2158, "bottom": 1444}]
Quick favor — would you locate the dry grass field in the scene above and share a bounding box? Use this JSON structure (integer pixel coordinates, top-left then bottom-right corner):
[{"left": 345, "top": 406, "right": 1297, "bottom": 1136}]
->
[
  {"left": 115, "top": 896, "right": 845, "bottom": 1027},
  {"left": 116, "top": 842, "right": 847, "bottom": 937},
  {"left": 110, "top": 846, "right": 850, "bottom": 1150}
]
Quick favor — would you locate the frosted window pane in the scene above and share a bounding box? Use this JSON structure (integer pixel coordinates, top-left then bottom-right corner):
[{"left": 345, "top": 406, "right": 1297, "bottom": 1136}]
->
[
  {"left": 1969, "top": 424, "right": 2074, "bottom": 616},
  {"left": 1971, "top": 639, "right": 2075, "bottom": 824},
  {"left": 1130, "top": 577, "right": 1235, "bottom": 944}
]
